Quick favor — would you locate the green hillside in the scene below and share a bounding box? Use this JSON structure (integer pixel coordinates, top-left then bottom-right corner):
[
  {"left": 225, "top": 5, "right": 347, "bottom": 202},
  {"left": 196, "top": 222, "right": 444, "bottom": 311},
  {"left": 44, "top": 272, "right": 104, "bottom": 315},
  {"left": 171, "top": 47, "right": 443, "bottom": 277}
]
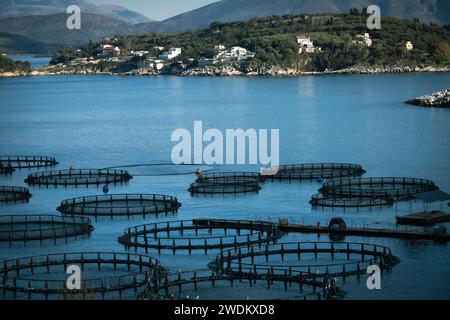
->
[{"left": 48, "top": 12, "right": 450, "bottom": 73}]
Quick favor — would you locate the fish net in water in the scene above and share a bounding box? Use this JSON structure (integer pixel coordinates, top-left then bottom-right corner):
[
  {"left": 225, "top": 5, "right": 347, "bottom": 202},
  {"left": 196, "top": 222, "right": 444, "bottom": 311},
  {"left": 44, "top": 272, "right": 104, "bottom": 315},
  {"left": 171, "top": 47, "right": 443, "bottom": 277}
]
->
[
  {"left": 0, "top": 252, "right": 162, "bottom": 300},
  {"left": 309, "top": 194, "right": 394, "bottom": 208},
  {"left": 188, "top": 180, "right": 261, "bottom": 195},
  {"left": 213, "top": 241, "right": 399, "bottom": 279},
  {"left": 143, "top": 269, "right": 334, "bottom": 300},
  {"left": 0, "top": 215, "right": 93, "bottom": 243},
  {"left": 25, "top": 169, "right": 132, "bottom": 187},
  {"left": 266, "top": 163, "right": 366, "bottom": 180},
  {"left": 0, "top": 156, "right": 58, "bottom": 169},
  {"left": 319, "top": 177, "right": 438, "bottom": 199},
  {"left": 0, "top": 186, "right": 32, "bottom": 203},
  {"left": 118, "top": 219, "right": 281, "bottom": 254},
  {"left": 57, "top": 194, "right": 181, "bottom": 218}
]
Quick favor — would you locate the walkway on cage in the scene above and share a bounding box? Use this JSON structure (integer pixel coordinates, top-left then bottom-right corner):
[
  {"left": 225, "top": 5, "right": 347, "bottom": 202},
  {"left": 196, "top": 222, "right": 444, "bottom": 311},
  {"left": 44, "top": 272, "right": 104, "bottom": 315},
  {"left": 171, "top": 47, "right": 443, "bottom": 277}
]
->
[
  {"left": 0, "top": 215, "right": 93, "bottom": 244},
  {"left": 0, "top": 252, "right": 163, "bottom": 300},
  {"left": 57, "top": 194, "right": 181, "bottom": 219},
  {"left": 25, "top": 169, "right": 132, "bottom": 187}
]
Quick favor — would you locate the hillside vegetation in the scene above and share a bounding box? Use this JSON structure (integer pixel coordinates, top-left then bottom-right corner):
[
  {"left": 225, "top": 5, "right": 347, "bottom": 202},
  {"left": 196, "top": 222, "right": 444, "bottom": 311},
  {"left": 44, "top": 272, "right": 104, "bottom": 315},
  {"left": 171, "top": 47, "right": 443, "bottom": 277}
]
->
[{"left": 97, "top": 12, "right": 450, "bottom": 72}]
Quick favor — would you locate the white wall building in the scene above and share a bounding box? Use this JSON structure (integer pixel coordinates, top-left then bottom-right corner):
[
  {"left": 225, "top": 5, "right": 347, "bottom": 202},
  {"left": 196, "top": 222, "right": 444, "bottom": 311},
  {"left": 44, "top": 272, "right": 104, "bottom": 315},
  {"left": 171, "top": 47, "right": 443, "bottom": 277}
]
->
[
  {"left": 297, "top": 35, "right": 321, "bottom": 54},
  {"left": 159, "top": 48, "right": 182, "bottom": 60},
  {"left": 216, "top": 46, "right": 255, "bottom": 60},
  {"left": 355, "top": 33, "right": 372, "bottom": 47}
]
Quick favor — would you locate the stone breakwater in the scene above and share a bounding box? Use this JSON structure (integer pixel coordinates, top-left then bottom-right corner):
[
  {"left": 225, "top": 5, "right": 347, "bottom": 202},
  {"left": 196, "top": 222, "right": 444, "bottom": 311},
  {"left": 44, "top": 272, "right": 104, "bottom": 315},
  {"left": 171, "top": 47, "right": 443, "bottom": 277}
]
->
[{"left": 406, "top": 89, "right": 450, "bottom": 108}]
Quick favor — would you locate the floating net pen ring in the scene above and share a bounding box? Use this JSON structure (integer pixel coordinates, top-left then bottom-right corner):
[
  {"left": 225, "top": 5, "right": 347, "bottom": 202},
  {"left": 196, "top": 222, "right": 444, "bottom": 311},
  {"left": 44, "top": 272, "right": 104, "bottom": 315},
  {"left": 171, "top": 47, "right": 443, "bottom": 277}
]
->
[
  {"left": 0, "top": 186, "right": 32, "bottom": 203},
  {"left": 0, "top": 156, "right": 58, "bottom": 169},
  {"left": 142, "top": 269, "right": 339, "bottom": 300},
  {"left": 0, "top": 215, "right": 94, "bottom": 243},
  {"left": 188, "top": 181, "right": 261, "bottom": 195},
  {"left": 310, "top": 194, "right": 394, "bottom": 208},
  {"left": 213, "top": 241, "right": 400, "bottom": 279},
  {"left": 25, "top": 169, "right": 132, "bottom": 187},
  {"left": 266, "top": 163, "right": 366, "bottom": 180},
  {"left": 319, "top": 177, "right": 438, "bottom": 199},
  {"left": 0, "top": 252, "right": 163, "bottom": 300},
  {"left": 118, "top": 220, "right": 281, "bottom": 254},
  {"left": 57, "top": 194, "right": 181, "bottom": 218}
]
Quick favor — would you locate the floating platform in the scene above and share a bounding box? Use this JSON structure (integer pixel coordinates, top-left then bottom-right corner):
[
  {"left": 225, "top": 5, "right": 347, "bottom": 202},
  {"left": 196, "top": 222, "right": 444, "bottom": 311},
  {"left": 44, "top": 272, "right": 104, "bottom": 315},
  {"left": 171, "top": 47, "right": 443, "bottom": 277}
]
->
[
  {"left": 396, "top": 211, "right": 450, "bottom": 226},
  {"left": 25, "top": 169, "right": 132, "bottom": 187},
  {"left": 0, "top": 215, "right": 93, "bottom": 244},
  {"left": 195, "top": 219, "right": 450, "bottom": 242},
  {"left": 0, "top": 156, "right": 58, "bottom": 169},
  {"left": 0, "top": 252, "right": 162, "bottom": 300},
  {"left": 57, "top": 194, "right": 181, "bottom": 218},
  {"left": 0, "top": 186, "right": 32, "bottom": 203}
]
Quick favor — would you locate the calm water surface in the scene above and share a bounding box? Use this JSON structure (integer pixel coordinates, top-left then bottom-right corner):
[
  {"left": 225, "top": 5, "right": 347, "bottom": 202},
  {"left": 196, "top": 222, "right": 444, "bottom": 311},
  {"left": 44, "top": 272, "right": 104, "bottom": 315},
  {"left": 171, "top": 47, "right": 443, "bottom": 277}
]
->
[
  {"left": 0, "top": 73, "right": 449, "bottom": 299},
  {"left": 7, "top": 54, "right": 51, "bottom": 69}
]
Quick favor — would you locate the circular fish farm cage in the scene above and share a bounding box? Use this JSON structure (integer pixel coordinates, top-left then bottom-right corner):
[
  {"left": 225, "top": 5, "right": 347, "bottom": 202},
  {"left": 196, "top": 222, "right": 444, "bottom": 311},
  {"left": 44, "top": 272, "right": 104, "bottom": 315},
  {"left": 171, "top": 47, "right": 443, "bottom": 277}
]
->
[
  {"left": 213, "top": 242, "right": 400, "bottom": 279},
  {"left": 143, "top": 269, "right": 339, "bottom": 300},
  {"left": 310, "top": 194, "right": 394, "bottom": 208},
  {"left": 0, "top": 166, "right": 14, "bottom": 175},
  {"left": 118, "top": 220, "right": 282, "bottom": 254},
  {"left": 188, "top": 181, "right": 261, "bottom": 195},
  {"left": 0, "top": 186, "right": 32, "bottom": 203},
  {"left": 266, "top": 163, "right": 366, "bottom": 181},
  {"left": 199, "top": 172, "right": 264, "bottom": 183},
  {"left": 319, "top": 177, "right": 438, "bottom": 199},
  {"left": 0, "top": 252, "right": 162, "bottom": 300},
  {"left": 0, "top": 215, "right": 93, "bottom": 244},
  {"left": 24, "top": 169, "right": 132, "bottom": 187},
  {"left": 57, "top": 194, "right": 181, "bottom": 219},
  {"left": 0, "top": 156, "right": 58, "bottom": 169}
]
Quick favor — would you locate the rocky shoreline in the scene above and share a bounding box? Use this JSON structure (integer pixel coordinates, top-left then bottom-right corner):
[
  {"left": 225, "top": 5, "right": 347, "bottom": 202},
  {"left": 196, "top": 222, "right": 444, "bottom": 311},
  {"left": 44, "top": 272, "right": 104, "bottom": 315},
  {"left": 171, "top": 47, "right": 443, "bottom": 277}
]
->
[
  {"left": 406, "top": 89, "right": 450, "bottom": 108},
  {"left": 1, "top": 64, "right": 449, "bottom": 78}
]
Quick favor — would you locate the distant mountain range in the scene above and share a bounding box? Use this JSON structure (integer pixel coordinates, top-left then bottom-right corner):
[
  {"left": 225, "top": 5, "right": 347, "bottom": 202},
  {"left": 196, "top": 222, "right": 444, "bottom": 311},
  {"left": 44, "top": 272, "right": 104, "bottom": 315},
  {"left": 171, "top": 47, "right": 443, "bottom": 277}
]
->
[
  {"left": 0, "top": 0, "right": 449, "bottom": 53},
  {"left": 0, "top": 0, "right": 153, "bottom": 24},
  {"left": 0, "top": 32, "right": 60, "bottom": 54}
]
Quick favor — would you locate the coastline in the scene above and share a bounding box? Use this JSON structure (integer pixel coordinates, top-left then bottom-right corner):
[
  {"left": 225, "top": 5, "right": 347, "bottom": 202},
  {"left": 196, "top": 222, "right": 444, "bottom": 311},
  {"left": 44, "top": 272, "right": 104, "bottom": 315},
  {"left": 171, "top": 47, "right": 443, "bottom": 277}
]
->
[{"left": 1, "top": 64, "right": 450, "bottom": 78}]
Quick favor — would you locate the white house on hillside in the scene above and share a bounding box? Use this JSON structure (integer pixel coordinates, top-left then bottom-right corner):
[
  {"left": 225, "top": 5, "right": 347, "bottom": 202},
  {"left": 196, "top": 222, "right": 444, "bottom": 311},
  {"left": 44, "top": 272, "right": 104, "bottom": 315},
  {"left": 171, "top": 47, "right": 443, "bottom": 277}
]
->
[
  {"left": 102, "top": 44, "right": 121, "bottom": 56},
  {"left": 216, "top": 46, "right": 255, "bottom": 60},
  {"left": 355, "top": 33, "right": 372, "bottom": 47},
  {"left": 159, "top": 48, "right": 182, "bottom": 60},
  {"left": 296, "top": 35, "right": 321, "bottom": 54}
]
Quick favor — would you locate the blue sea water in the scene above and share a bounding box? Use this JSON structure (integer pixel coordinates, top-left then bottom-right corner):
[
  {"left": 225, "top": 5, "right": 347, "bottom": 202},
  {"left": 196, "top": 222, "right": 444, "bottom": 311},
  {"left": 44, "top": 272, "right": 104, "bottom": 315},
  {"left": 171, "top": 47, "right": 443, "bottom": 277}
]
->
[
  {"left": 6, "top": 55, "right": 51, "bottom": 69},
  {"left": 0, "top": 73, "right": 449, "bottom": 299}
]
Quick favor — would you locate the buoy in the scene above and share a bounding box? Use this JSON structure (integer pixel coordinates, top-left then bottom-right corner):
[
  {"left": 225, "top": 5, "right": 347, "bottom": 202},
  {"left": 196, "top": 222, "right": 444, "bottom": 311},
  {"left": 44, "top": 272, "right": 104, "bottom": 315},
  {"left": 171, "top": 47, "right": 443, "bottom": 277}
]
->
[{"left": 102, "top": 184, "right": 109, "bottom": 194}]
